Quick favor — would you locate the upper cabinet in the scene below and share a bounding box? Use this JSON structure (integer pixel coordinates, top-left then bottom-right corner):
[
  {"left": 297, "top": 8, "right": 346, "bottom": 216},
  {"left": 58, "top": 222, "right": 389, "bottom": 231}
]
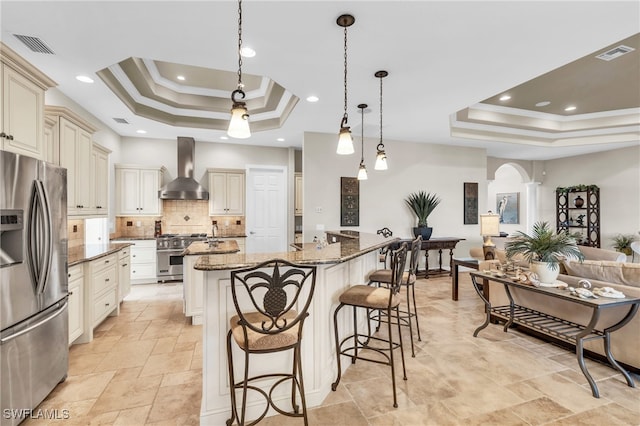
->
[
  {"left": 91, "top": 143, "right": 111, "bottom": 215},
  {"left": 0, "top": 42, "right": 56, "bottom": 160},
  {"left": 45, "top": 106, "right": 99, "bottom": 217},
  {"left": 294, "top": 172, "right": 303, "bottom": 216},
  {"left": 208, "top": 169, "right": 245, "bottom": 216},
  {"left": 115, "top": 164, "right": 165, "bottom": 216}
]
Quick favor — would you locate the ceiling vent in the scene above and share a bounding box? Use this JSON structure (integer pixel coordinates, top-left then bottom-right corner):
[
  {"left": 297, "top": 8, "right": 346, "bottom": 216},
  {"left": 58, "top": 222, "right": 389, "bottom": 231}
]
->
[
  {"left": 13, "top": 34, "right": 54, "bottom": 54},
  {"left": 595, "top": 45, "right": 635, "bottom": 61},
  {"left": 112, "top": 117, "right": 130, "bottom": 124}
]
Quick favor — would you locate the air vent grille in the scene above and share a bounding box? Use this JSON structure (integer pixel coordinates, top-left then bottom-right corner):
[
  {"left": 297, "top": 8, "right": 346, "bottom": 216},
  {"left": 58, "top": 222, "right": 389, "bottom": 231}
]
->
[
  {"left": 13, "top": 34, "right": 54, "bottom": 54},
  {"left": 112, "top": 118, "right": 130, "bottom": 124},
  {"left": 595, "top": 45, "right": 635, "bottom": 61}
]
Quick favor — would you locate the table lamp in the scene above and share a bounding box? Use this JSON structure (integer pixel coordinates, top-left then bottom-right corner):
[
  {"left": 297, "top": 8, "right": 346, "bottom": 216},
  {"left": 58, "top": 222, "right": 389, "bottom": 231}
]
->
[{"left": 480, "top": 213, "right": 500, "bottom": 260}]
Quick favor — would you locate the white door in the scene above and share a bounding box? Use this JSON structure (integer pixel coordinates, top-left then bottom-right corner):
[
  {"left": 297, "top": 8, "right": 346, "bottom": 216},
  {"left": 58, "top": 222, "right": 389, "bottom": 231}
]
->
[{"left": 245, "top": 166, "right": 287, "bottom": 254}]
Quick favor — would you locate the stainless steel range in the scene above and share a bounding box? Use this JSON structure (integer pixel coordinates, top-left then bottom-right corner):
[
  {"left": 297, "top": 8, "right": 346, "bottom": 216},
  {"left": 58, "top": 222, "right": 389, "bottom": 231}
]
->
[{"left": 156, "top": 233, "right": 207, "bottom": 281}]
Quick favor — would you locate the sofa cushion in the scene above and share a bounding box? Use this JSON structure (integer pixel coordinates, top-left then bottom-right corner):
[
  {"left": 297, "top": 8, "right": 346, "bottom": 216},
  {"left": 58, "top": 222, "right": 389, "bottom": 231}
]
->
[
  {"left": 578, "top": 245, "right": 627, "bottom": 262},
  {"left": 562, "top": 260, "right": 640, "bottom": 288}
]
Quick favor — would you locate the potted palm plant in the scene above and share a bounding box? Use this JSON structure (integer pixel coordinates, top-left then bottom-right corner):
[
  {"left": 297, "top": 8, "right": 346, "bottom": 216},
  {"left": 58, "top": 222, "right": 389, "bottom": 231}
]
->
[
  {"left": 405, "top": 191, "right": 441, "bottom": 240},
  {"left": 612, "top": 234, "right": 636, "bottom": 256},
  {"left": 504, "top": 221, "right": 584, "bottom": 284}
]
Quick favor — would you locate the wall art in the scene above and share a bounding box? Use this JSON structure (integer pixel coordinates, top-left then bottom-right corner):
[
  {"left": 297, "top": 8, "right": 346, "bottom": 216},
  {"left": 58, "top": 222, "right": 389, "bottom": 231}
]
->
[{"left": 340, "top": 177, "right": 359, "bottom": 226}]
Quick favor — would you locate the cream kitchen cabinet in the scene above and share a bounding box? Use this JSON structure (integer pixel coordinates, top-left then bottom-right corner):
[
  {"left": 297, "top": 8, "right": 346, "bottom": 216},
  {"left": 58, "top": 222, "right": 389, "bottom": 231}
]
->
[
  {"left": 112, "top": 239, "right": 157, "bottom": 284},
  {"left": 76, "top": 252, "right": 119, "bottom": 344},
  {"left": 294, "top": 172, "right": 303, "bottom": 215},
  {"left": 115, "top": 165, "right": 164, "bottom": 216},
  {"left": 183, "top": 255, "right": 204, "bottom": 325},
  {"left": 67, "top": 264, "right": 84, "bottom": 345},
  {"left": 0, "top": 42, "right": 56, "bottom": 161},
  {"left": 90, "top": 143, "right": 110, "bottom": 216},
  {"left": 208, "top": 169, "right": 245, "bottom": 215},
  {"left": 118, "top": 246, "right": 131, "bottom": 302},
  {"left": 46, "top": 106, "right": 98, "bottom": 217}
]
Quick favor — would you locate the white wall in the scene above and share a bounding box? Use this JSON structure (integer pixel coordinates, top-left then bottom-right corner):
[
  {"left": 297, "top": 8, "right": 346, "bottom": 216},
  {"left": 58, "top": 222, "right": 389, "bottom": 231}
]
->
[
  {"left": 540, "top": 145, "right": 640, "bottom": 250},
  {"left": 488, "top": 165, "right": 529, "bottom": 236},
  {"left": 303, "top": 132, "right": 488, "bottom": 256}
]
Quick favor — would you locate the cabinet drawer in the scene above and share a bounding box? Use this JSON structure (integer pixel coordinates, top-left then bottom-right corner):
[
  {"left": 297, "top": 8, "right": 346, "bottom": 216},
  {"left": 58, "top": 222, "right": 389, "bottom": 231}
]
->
[
  {"left": 130, "top": 263, "right": 156, "bottom": 279},
  {"left": 131, "top": 248, "right": 156, "bottom": 264},
  {"left": 118, "top": 247, "right": 130, "bottom": 259},
  {"left": 68, "top": 264, "right": 83, "bottom": 282},
  {"left": 93, "top": 289, "right": 117, "bottom": 325},
  {"left": 93, "top": 264, "right": 117, "bottom": 296},
  {"left": 92, "top": 253, "right": 117, "bottom": 273}
]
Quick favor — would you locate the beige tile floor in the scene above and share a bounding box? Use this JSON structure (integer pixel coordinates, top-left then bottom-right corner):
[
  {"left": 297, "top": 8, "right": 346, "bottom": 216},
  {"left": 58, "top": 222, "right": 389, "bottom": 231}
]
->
[{"left": 26, "top": 273, "right": 640, "bottom": 425}]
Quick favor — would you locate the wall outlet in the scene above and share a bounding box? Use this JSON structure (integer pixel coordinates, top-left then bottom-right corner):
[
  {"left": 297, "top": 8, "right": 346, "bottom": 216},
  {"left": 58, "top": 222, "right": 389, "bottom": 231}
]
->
[
  {"left": 136, "top": 221, "right": 141, "bottom": 227},
  {"left": 126, "top": 221, "right": 133, "bottom": 227},
  {"left": 236, "top": 220, "right": 241, "bottom": 225},
  {"left": 315, "top": 206, "right": 323, "bottom": 213},
  {"left": 72, "top": 225, "right": 78, "bottom": 233}
]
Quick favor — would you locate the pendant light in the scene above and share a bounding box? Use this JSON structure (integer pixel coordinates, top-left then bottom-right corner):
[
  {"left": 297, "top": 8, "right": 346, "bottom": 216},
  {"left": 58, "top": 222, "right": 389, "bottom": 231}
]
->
[
  {"left": 227, "top": 0, "right": 251, "bottom": 139},
  {"left": 336, "top": 14, "right": 355, "bottom": 155},
  {"left": 374, "top": 70, "right": 388, "bottom": 170},
  {"left": 357, "top": 103, "right": 368, "bottom": 180}
]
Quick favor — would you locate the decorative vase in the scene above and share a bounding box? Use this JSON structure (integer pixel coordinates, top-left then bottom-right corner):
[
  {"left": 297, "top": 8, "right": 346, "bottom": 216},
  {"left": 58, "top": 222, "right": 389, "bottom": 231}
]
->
[
  {"left": 573, "top": 195, "right": 584, "bottom": 208},
  {"left": 530, "top": 261, "right": 560, "bottom": 284},
  {"left": 413, "top": 226, "right": 432, "bottom": 240}
]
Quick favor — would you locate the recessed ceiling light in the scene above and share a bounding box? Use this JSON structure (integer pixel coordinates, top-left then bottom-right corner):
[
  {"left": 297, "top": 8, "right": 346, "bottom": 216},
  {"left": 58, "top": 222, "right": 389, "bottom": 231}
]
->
[
  {"left": 136, "top": 129, "right": 147, "bottom": 134},
  {"left": 564, "top": 106, "right": 577, "bottom": 112},
  {"left": 76, "top": 75, "right": 94, "bottom": 83},
  {"left": 220, "top": 136, "right": 229, "bottom": 140},
  {"left": 306, "top": 95, "right": 319, "bottom": 103},
  {"left": 240, "top": 47, "right": 256, "bottom": 58},
  {"left": 277, "top": 138, "right": 285, "bottom": 142},
  {"left": 176, "top": 75, "right": 186, "bottom": 81},
  {"left": 535, "top": 101, "right": 551, "bottom": 107},
  {"left": 499, "top": 95, "right": 511, "bottom": 101}
]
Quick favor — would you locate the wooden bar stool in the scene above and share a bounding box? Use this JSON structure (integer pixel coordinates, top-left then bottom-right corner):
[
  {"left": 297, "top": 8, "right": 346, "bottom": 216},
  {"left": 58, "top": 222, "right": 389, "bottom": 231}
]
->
[
  {"left": 369, "top": 235, "right": 423, "bottom": 357},
  {"left": 226, "top": 259, "right": 317, "bottom": 425},
  {"left": 331, "top": 243, "right": 408, "bottom": 408}
]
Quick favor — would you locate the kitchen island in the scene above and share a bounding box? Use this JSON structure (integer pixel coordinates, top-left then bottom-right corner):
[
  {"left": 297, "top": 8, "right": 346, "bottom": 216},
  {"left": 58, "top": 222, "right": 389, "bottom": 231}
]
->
[{"left": 193, "top": 231, "right": 397, "bottom": 425}]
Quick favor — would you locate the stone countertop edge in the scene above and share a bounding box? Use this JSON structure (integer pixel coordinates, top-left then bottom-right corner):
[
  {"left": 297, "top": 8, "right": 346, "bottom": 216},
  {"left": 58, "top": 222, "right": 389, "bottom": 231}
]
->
[
  {"left": 68, "top": 242, "right": 132, "bottom": 266},
  {"left": 183, "top": 241, "right": 241, "bottom": 256},
  {"left": 194, "top": 233, "right": 400, "bottom": 271}
]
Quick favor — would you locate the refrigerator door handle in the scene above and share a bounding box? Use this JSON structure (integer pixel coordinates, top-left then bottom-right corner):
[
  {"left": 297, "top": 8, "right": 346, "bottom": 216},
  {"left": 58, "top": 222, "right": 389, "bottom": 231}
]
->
[
  {"left": 0, "top": 300, "right": 67, "bottom": 344},
  {"left": 28, "top": 180, "right": 52, "bottom": 296}
]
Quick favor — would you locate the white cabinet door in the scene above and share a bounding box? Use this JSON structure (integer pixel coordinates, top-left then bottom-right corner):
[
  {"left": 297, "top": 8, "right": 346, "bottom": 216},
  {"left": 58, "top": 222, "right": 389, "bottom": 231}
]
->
[
  {"left": 60, "top": 117, "right": 80, "bottom": 215},
  {"left": 1, "top": 64, "right": 45, "bottom": 159},
  {"left": 208, "top": 170, "right": 245, "bottom": 215},
  {"left": 117, "top": 168, "right": 141, "bottom": 215},
  {"left": 209, "top": 172, "right": 227, "bottom": 215},
  {"left": 226, "top": 172, "right": 245, "bottom": 215},
  {"left": 67, "top": 265, "right": 84, "bottom": 345},
  {"left": 139, "top": 168, "right": 162, "bottom": 215},
  {"left": 90, "top": 143, "right": 109, "bottom": 216},
  {"left": 118, "top": 249, "right": 131, "bottom": 302},
  {"left": 183, "top": 255, "right": 204, "bottom": 325},
  {"left": 76, "top": 129, "right": 92, "bottom": 212},
  {"left": 294, "top": 173, "right": 303, "bottom": 215}
]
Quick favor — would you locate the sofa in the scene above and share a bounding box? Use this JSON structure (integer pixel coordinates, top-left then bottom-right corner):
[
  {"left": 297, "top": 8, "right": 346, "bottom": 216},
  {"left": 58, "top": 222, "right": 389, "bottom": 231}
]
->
[{"left": 470, "top": 245, "right": 640, "bottom": 371}]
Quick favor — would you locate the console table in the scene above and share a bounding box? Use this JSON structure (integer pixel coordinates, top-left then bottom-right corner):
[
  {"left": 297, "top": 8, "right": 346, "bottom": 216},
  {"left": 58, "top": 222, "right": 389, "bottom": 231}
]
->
[
  {"left": 470, "top": 271, "right": 639, "bottom": 398},
  {"left": 451, "top": 257, "right": 481, "bottom": 301},
  {"left": 418, "top": 237, "right": 464, "bottom": 278}
]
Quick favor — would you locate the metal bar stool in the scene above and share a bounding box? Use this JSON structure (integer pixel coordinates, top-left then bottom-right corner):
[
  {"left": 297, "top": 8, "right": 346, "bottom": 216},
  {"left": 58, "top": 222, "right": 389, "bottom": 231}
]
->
[
  {"left": 368, "top": 235, "right": 422, "bottom": 357},
  {"left": 331, "top": 242, "right": 409, "bottom": 408},
  {"left": 226, "top": 259, "right": 317, "bottom": 425}
]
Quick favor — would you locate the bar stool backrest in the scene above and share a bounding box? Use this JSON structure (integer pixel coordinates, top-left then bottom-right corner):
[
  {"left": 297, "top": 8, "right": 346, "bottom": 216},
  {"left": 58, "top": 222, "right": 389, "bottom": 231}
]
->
[
  {"left": 389, "top": 243, "right": 409, "bottom": 295},
  {"left": 230, "top": 259, "right": 317, "bottom": 335},
  {"left": 408, "top": 235, "right": 422, "bottom": 279}
]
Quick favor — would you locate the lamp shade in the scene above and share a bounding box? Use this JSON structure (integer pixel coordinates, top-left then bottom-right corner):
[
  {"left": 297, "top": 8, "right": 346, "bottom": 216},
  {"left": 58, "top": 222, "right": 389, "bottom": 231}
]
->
[
  {"left": 357, "top": 163, "right": 368, "bottom": 180},
  {"left": 374, "top": 150, "right": 388, "bottom": 170},
  {"left": 228, "top": 104, "right": 251, "bottom": 139},
  {"left": 337, "top": 127, "right": 354, "bottom": 155},
  {"left": 479, "top": 213, "right": 500, "bottom": 238}
]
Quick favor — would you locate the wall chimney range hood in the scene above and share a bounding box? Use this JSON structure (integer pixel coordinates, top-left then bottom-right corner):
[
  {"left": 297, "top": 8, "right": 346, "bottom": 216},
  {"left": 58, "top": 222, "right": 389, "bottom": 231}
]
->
[{"left": 158, "top": 137, "right": 209, "bottom": 200}]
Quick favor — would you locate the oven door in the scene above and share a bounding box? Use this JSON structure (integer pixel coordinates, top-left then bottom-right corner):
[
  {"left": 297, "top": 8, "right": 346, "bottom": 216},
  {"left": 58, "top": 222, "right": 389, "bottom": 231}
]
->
[{"left": 157, "top": 249, "right": 184, "bottom": 281}]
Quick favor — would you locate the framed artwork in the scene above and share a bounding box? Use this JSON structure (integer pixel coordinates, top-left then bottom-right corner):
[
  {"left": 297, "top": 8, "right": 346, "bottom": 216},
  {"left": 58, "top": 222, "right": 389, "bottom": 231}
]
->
[
  {"left": 463, "top": 182, "right": 478, "bottom": 224},
  {"left": 340, "top": 177, "right": 359, "bottom": 226},
  {"left": 496, "top": 192, "right": 519, "bottom": 224}
]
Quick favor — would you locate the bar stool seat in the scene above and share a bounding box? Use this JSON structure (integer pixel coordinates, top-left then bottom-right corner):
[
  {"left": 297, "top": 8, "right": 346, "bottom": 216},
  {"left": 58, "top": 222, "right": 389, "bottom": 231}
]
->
[
  {"left": 229, "top": 311, "right": 300, "bottom": 351},
  {"left": 338, "top": 285, "right": 400, "bottom": 310}
]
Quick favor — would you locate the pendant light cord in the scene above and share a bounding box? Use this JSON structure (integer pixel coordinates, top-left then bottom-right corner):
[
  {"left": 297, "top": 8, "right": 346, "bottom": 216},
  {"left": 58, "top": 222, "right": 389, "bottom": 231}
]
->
[
  {"left": 361, "top": 106, "right": 365, "bottom": 163},
  {"left": 237, "top": 0, "right": 243, "bottom": 90},
  {"left": 379, "top": 75, "right": 383, "bottom": 146},
  {"left": 342, "top": 25, "right": 348, "bottom": 126}
]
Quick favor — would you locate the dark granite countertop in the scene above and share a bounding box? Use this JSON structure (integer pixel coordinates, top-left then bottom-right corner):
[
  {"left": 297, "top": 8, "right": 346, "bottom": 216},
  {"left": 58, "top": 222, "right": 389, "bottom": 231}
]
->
[
  {"left": 68, "top": 243, "right": 132, "bottom": 266},
  {"left": 194, "top": 232, "right": 397, "bottom": 271},
  {"left": 183, "top": 240, "right": 240, "bottom": 256}
]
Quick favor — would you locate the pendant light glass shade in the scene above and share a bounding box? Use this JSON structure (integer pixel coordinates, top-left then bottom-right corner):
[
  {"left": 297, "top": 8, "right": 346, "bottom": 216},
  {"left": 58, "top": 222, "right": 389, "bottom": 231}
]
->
[
  {"left": 375, "top": 145, "right": 388, "bottom": 170},
  {"left": 336, "top": 14, "right": 355, "bottom": 155},
  {"left": 228, "top": 0, "right": 251, "bottom": 139},
  {"left": 228, "top": 103, "right": 251, "bottom": 139},
  {"left": 337, "top": 127, "right": 354, "bottom": 155},
  {"left": 357, "top": 162, "right": 368, "bottom": 180},
  {"left": 374, "top": 70, "right": 388, "bottom": 170}
]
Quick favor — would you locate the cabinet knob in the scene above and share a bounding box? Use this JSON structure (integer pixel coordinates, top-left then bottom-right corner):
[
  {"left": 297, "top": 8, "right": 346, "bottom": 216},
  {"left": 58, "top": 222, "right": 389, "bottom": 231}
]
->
[
  {"left": 68, "top": 291, "right": 73, "bottom": 296},
  {"left": 105, "top": 278, "right": 110, "bottom": 282},
  {"left": 122, "top": 263, "right": 128, "bottom": 267},
  {"left": 105, "top": 303, "right": 110, "bottom": 307},
  {"left": 7, "top": 135, "right": 13, "bottom": 140},
  {"left": 0, "top": 132, "right": 5, "bottom": 138}
]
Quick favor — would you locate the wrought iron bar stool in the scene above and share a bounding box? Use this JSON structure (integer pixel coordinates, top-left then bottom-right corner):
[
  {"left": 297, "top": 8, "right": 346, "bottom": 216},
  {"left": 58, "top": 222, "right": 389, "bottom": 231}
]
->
[
  {"left": 226, "top": 259, "right": 317, "bottom": 425},
  {"left": 331, "top": 243, "right": 408, "bottom": 408},
  {"left": 376, "top": 227, "right": 394, "bottom": 266},
  {"left": 368, "top": 235, "right": 422, "bottom": 357}
]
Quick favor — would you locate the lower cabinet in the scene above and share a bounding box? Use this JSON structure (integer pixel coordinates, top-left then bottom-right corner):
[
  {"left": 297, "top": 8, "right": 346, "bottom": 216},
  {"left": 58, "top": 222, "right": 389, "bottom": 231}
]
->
[
  {"left": 118, "top": 247, "right": 131, "bottom": 302},
  {"left": 67, "top": 264, "right": 84, "bottom": 345},
  {"left": 183, "top": 255, "right": 204, "bottom": 325},
  {"left": 115, "top": 239, "right": 157, "bottom": 284},
  {"left": 75, "top": 252, "right": 119, "bottom": 344}
]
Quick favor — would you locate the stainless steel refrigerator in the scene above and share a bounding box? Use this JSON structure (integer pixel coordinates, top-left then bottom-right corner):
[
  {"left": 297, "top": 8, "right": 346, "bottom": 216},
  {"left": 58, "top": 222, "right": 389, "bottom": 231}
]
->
[{"left": 0, "top": 150, "right": 68, "bottom": 426}]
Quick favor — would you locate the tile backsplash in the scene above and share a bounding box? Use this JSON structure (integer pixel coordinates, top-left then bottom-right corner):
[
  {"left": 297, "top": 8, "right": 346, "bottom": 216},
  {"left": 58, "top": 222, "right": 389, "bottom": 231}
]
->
[
  {"left": 113, "top": 200, "right": 245, "bottom": 238},
  {"left": 68, "top": 219, "right": 84, "bottom": 249}
]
